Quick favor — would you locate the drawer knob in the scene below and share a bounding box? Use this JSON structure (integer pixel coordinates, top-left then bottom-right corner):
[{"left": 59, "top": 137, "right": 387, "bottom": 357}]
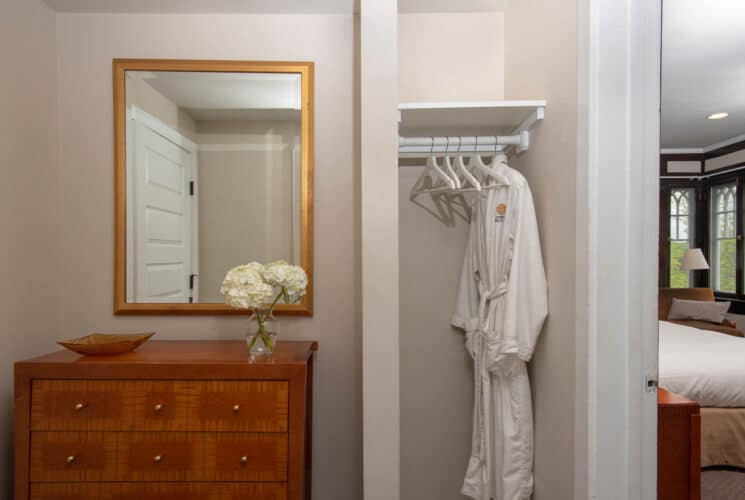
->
[
  {"left": 154, "top": 403, "right": 163, "bottom": 413},
  {"left": 153, "top": 455, "right": 163, "bottom": 464},
  {"left": 74, "top": 403, "right": 87, "bottom": 411},
  {"left": 66, "top": 455, "right": 76, "bottom": 464},
  {"left": 240, "top": 455, "right": 248, "bottom": 464},
  {"left": 232, "top": 404, "right": 240, "bottom": 413}
]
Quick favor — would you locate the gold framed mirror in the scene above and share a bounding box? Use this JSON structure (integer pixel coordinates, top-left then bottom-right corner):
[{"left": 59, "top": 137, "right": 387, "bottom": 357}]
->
[{"left": 113, "top": 59, "right": 313, "bottom": 315}]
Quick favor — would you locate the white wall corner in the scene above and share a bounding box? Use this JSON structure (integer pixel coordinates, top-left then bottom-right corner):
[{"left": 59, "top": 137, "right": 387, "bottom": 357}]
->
[
  {"left": 360, "top": 1, "right": 400, "bottom": 500},
  {"left": 575, "top": 0, "right": 661, "bottom": 499}
]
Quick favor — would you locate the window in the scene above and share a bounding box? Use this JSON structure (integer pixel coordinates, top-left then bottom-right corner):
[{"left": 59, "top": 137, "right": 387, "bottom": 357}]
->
[
  {"left": 669, "top": 188, "right": 695, "bottom": 287},
  {"left": 710, "top": 183, "right": 737, "bottom": 293}
]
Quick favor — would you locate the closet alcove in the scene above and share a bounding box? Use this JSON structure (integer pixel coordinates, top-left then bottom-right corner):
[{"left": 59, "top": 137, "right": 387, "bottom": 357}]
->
[{"left": 397, "top": 4, "right": 577, "bottom": 499}]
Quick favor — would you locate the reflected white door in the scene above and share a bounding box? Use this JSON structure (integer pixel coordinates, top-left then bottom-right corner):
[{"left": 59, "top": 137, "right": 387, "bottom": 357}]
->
[{"left": 132, "top": 121, "right": 197, "bottom": 302}]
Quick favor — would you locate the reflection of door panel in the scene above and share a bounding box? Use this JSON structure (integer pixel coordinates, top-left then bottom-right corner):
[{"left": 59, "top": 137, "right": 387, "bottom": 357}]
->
[{"left": 133, "top": 119, "right": 196, "bottom": 302}]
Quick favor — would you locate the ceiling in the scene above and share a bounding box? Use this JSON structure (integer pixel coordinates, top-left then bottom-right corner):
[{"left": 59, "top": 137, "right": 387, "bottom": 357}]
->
[
  {"left": 130, "top": 71, "right": 301, "bottom": 122},
  {"left": 662, "top": 0, "right": 745, "bottom": 149},
  {"left": 44, "top": 0, "right": 504, "bottom": 14}
]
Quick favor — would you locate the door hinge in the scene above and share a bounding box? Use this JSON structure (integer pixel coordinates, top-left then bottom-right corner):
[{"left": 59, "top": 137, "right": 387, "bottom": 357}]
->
[
  {"left": 645, "top": 376, "right": 658, "bottom": 393},
  {"left": 189, "top": 181, "right": 195, "bottom": 196},
  {"left": 189, "top": 274, "right": 196, "bottom": 290}
]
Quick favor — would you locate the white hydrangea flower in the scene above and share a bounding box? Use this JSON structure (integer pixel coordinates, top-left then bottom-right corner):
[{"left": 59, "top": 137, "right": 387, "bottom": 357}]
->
[
  {"left": 261, "top": 260, "right": 308, "bottom": 303},
  {"left": 220, "top": 263, "right": 273, "bottom": 309}
]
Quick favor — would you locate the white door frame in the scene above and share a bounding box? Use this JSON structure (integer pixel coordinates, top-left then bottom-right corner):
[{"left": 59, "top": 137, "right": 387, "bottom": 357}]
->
[{"left": 575, "top": 0, "right": 661, "bottom": 499}]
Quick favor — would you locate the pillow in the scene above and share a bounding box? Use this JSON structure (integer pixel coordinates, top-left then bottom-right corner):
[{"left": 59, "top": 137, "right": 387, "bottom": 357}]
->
[{"left": 667, "top": 298, "right": 731, "bottom": 324}]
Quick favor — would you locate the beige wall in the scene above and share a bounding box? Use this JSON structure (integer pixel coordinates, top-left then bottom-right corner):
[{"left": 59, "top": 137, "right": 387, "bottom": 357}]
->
[
  {"left": 126, "top": 75, "right": 197, "bottom": 140},
  {"left": 505, "top": 1, "right": 578, "bottom": 499},
  {"left": 196, "top": 120, "right": 300, "bottom": 301},
  {"left": 398, "top": 12, "right": 505, "bottom": 103},
  {"left": 397, "top": 12, "right": 505, "bottom": 500},
  {"left": 51, "top": 13, "right": 361, "bottom": 499},
  {"left": 0, "top": 0, "right": 59, "bottom": 496}
]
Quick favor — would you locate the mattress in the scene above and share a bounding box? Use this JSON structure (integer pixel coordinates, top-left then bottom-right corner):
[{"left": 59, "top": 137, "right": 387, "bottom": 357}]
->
[{"left": 659, "top": 320, "right": 745, "bottom": 407}]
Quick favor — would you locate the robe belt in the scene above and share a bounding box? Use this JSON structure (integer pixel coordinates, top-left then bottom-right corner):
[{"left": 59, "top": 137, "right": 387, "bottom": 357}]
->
[{"left": 471, "top": 279, "right": 509, "bottom": 473}]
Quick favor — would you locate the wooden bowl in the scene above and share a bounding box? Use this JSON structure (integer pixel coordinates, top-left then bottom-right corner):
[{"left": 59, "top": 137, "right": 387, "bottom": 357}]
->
[{"left": 57, "top": 332, "right": 155, "bottom": 356}]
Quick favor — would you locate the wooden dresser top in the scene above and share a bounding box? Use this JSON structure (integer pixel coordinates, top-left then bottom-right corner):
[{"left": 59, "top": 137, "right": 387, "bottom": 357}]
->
[{"left": 15, "top": 341, "right": 317, "bottom": 380}]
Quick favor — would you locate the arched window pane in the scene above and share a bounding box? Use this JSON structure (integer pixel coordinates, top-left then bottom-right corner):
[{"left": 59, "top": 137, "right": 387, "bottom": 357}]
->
[
  {"left": 679, "top": 195, "right": 689, "bottom": 215},
  {"left": 727, "top": 192, "right": 735, "bottom": 211}
]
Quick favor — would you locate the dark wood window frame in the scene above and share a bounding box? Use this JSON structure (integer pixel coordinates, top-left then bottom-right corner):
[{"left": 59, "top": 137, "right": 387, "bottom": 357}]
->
[
  {"left": 660, "top": 140, "right": 745, "bottom": 313},
  {"left": 659, "top": 179, "right": 705, "bottom": 288},
  {"left": 661, "top": 170, "right": 745, "bottom": 314}
]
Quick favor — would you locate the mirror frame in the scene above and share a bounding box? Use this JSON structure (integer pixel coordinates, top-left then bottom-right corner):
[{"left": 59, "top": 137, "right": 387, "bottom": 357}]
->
[{"left": 113, "top": 59, "right": 314, "bottom": 315}]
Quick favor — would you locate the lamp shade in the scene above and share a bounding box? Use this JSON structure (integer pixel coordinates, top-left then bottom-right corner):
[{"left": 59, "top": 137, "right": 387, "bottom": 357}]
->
[{"left": 680, "top": 248, "right": 709, "bottom": 271}]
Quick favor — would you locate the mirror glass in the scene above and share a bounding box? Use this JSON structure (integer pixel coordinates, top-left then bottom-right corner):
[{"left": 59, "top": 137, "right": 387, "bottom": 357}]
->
[{"left": 124, "top": 70, "right": 303, "bottom": 304}]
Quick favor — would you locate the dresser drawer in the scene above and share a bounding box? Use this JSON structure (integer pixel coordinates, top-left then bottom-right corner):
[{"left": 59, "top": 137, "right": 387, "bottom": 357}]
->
[
  {"left": 132, "top": 381, "right": 190, "bottom": 431},
  {"left": 104, "top": 482, "right": 219, "bottom": 500},
  {"left": 31, "top": 380, "right": 134, "bottom": 431},
  {"left": 117, "top": 431, "right": 203, "bottom": 481},
  {"left": 189, "top": 381, "right": 289, "bottom": 432},
  {"left": 204, "top": 433, "right": 288, "bottom": 482},
  {"left": 220, "top": 483, "right": 288, "bottom": 500},
  {"left": 30, "top": 483, "right": 101, "bottom": 500},
  {"left": 30, "top": 432, "right": 116, "bottom": 482}
]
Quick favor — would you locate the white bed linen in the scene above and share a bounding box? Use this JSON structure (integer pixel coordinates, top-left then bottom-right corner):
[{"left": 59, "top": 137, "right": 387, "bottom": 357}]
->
[{"left": 659, "top": 320, "right": 745, "bottom": 407}]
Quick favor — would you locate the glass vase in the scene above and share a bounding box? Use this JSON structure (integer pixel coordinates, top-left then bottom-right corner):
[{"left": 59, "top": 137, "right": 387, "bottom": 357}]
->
[{"left": 246, "top": 307, "right": 277, "bottom": 358}]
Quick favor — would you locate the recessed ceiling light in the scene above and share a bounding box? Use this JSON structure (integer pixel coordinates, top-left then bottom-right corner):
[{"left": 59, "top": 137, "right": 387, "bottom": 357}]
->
[{"left": 707, "top": 112, "right": 729, "bottom": 120}]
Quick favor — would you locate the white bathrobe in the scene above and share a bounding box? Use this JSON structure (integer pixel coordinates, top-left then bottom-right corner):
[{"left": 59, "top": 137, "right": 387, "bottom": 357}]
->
[{"left": 452, "top": 159, "right": 548, "bottom": 500}]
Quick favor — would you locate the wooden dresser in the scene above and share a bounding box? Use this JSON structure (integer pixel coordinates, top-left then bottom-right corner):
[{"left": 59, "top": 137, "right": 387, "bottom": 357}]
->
[
  {"left": 658, "top": 388, "right": 701, "bottom": 500},
  {"left": 14, "top": 340, "right": 317, "bottom": 500}
]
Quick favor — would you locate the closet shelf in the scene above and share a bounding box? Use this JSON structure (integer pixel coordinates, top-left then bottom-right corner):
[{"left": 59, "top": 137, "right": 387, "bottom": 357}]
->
[{"left": 398, "top": 100, "right": 546, "bottom": 157}]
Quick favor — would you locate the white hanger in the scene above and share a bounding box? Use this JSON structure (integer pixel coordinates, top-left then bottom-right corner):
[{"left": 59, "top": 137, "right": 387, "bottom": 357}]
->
[
  {"left": 446, "top": 137, "right": 480, "bottom": 192},
  {"left": 469, "top": 147, "right": 510, "bottom": 186},
  {"left": 454, "top": 155, "right": 482, "bottom": 192},
  {"left": 443, "top": 155, "right": 462, "bottom": 189},
  {"left": 410, "top": 142, "right": 458, "bottom": 200}
]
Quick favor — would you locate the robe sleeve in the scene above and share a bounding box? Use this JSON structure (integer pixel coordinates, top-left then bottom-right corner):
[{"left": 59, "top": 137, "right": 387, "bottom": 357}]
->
[
  {"left": 505, "top": 182, "right": 548, "bottom": 361},
  {"left": 451, "top": 219, "right": 480, "bottom": 333}
]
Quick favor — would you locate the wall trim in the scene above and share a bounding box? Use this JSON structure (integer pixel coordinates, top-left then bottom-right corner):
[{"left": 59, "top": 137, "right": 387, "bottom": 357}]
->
[
  {"left": 661, "top": 131, "right": 745, "bottom": 155},
  {"left": 661, "top": 140, "right": 745, "bottom": 177}
]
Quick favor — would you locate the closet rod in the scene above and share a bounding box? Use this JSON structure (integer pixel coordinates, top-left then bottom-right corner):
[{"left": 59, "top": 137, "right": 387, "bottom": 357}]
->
[
  {"left": 399, "top": 135, "right": 521, "bottom": 148},
  {"left": 398, "top": 134, "right": 525, "bottom": 158}
]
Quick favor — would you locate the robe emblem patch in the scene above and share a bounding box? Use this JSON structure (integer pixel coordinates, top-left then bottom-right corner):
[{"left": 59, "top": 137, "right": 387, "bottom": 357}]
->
[{"left": 495, "top": 203, "right": 507, "bottom": 222}]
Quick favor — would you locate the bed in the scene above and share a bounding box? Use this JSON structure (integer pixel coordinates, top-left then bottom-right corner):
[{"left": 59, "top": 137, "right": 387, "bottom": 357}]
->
[{"left": 660, "top": 320, "right": 745, "bottom": 467}]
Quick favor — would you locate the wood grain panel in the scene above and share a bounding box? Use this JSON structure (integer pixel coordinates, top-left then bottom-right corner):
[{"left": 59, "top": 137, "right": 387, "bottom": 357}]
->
[
  {"left": 104, "top": 482, "right": 219, "bottom": 500},
  {"left": 30, "top": 483, "right": 102, "bottom": 500},
  {"left": 31, "top": 380, "right": 134, "bottom": 431},
  {"left": 30, "top": 432, "right": 116, "bottom": 482},
  {"left": 132, "top": 381, "right": 190, "bottom": 431},
  {"left": 117, "top": 432, "right": 203, "bottom": 482},
  {"left": 220, "top": 483, "right": 288, "bottom": 500},
  {"left": 189, "top": 381, "right": 288, "bottom": 432},
  {"left": 205, "top": 433, "right": 288, "bottom": 482}
]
